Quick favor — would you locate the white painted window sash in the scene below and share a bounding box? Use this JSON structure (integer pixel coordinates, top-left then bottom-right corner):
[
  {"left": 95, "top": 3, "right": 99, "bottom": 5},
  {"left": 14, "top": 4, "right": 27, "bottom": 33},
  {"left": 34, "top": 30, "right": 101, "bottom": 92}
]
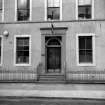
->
[
  {"left": 15, "top": 0, "right": 32, "bottom": 21},
  {"left": 14, "top": 35, "right": 31, "bottom": 66},
  {"left": 76, "top": 0, "right": 94, "bottom": 20},
  {"left": 45, "top": 0, "right": 62, "bottom": 21}
]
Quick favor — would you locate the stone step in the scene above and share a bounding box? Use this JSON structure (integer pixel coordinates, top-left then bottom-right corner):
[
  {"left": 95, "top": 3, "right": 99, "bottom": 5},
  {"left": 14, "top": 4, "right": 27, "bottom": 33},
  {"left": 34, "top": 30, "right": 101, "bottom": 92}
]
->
[
  {"left": 39, "top": 78, "right": 65, "bottom": 81},
  {"left": 39, "top": 74, "right": 64, "bottom": 76},
  {"left": 37, "top": 80, "right": 66, "bottom": 84},
  {"left": 39, "top": 75, "right": 64, "bottom": 79},
  {"left": 38, "top": 74, "right": 65, "bottom": 83},
  {"left": 39, "top": 76, "right": 65, "bottom": 79}
]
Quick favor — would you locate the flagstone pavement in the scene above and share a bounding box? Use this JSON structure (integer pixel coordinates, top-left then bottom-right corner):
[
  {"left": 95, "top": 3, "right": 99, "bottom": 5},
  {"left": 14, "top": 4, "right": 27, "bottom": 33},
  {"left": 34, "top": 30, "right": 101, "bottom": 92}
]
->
[{"left": 0, "top": 83, "right": 105, "bottom": 100}]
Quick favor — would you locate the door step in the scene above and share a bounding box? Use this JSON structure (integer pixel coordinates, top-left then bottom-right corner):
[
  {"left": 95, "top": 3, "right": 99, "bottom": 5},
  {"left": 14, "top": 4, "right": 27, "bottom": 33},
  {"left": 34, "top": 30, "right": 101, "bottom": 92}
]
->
[{"left": 38, "top": 74, "right": 65, "bottom": 84}]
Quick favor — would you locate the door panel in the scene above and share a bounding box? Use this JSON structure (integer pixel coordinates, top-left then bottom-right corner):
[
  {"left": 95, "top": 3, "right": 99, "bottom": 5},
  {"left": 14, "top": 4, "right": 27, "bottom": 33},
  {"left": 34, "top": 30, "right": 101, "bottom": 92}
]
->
[{"left": 47, "top": 47, "right": 61, "bottom": 73}]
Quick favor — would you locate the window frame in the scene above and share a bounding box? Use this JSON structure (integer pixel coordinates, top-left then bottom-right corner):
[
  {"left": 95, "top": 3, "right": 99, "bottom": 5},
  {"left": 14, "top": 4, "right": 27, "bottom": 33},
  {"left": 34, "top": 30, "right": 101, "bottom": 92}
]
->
[
  {"left": 76, "top": 33, "right": 95, "bottom": 66},
  {"left": 0, "top": 35, "right": 3, "bottom": 66},
  {"left": 14, "top": 35, "right": 31, "bottom": 66},
  {"left": 15, "top": 0, "right": 32, "bottom": 21},
  {"left": 0, "top": 0, "right": 4, "bottom": 22},
  {"left": 76, "top": 0, "right": 94, "bottom": 20},
  {"left": 45, "top": 0, "right": 62, "bottom": 21}
]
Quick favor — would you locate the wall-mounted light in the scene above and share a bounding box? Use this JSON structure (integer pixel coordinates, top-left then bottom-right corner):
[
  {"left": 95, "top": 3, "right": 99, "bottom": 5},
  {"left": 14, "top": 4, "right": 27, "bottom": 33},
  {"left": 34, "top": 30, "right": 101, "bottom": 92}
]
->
[{"left": 3, "top": 30, "right": 9, "bottom": 37}]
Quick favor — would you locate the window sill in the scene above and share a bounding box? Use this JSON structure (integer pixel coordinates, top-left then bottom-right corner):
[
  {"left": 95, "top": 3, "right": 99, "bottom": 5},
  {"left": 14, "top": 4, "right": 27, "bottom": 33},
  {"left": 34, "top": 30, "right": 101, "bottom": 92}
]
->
[
  {"left": 76, "top": 18, "right": 94, "bottom": 21},
  {"left": 14, "top": 64, "right": 31, "bottom": 67},
  {"left": 16, "top": 20, "right": 31, "bottom": 22},
  {"left": 45, "top": 19, "right": 62, "bottom": 22},
  {"left": 77, "top": 63, "right": 96, "bottom": 67}
]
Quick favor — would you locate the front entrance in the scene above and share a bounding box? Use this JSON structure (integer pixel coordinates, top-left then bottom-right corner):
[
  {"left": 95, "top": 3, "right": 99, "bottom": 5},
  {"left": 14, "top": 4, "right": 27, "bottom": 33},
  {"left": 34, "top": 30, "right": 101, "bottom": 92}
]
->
[{"left": 46, "top": 37, "right": 61, "bottom": 73}]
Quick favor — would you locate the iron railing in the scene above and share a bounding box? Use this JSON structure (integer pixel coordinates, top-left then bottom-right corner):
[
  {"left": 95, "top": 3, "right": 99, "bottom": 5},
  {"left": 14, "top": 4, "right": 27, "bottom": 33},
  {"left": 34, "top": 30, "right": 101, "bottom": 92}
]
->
[
  {"left": 67, "top": 70, "right": 105, "bottom": 83},
  {"left": 0, "top": 70, "right": 37, "bottom": 82},
  {"left": 0, "top": 70, "right": 105, "bottom": 83}
]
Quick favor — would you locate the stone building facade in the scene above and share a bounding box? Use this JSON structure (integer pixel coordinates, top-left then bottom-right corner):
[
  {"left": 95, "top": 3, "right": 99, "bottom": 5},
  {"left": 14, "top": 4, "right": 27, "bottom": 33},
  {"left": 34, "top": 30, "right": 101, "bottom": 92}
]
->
[{"left": 0, "top": 0, "right": 105, "bottom": 83}]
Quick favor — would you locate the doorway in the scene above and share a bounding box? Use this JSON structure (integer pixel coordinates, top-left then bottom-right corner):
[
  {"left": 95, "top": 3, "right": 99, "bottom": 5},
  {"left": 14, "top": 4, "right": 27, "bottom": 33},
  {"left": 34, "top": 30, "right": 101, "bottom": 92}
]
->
[{"left": 46, "top": 37, "right": 61, "bottom": 73}]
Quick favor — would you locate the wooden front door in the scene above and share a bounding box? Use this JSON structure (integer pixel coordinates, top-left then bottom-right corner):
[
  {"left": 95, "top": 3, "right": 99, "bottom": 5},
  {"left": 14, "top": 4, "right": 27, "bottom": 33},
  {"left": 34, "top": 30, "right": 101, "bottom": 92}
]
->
[
  {"left": 46, "top": 37, "right": 61, "bottom": 73},
  {"left": 47, "top": 47, "right": 61, "bottom": 73}
]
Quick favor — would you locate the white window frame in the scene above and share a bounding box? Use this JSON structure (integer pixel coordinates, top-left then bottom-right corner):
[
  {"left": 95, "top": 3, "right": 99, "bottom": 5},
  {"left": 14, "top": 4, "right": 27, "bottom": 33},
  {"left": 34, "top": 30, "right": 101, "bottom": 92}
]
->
[
  {"left": 76, "top": 0, "right": 94, "bottom": 20},
  {"left": 15, "top": 0, "right": 32, "bottom": 21},
  {"left": 14, "top": 35, "right": 31, "bottom": 66},
  {"left": 76, "top": 33, "right": 95, "bottom": 66},
  {"left": 0, "top": 35, "right": 3, "bottom": 66},
  {"left": 45, "top": 0, "right": 62, "bottom": 21},
  {"left": 0, "top": 0, "right": 4, "bottom": 22}
]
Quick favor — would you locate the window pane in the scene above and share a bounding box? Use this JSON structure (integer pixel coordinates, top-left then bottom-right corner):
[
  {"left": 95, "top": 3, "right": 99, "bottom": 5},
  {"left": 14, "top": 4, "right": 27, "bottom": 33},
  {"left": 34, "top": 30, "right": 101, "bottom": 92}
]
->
[
  {"left": 24, "top": 38, "right": 29, "bottom": 46},
  {"left": 48, "top": 0, "right": 60, "bottom": 7},
  {"left": 17, "top": 51, "right": 24, "bottom": 56},
  {"left": 17, "top": 9, "right": 30, "bottom": 21},
  {"left": 86, "top": 36, "right": 92, "bottom": 49},
  {"left": 79, "top": 37, "right": 85, "bottom": 49},
  {"left": 79, "top": 50, "right": 92, "bottom": 63},
  {"left": 16, "top": 51, "right": 29, "bottom": 63},
  {"left": 17, "top": 37, "right": 29, "bottom": 46},
  {"left": 78, "top": 0, "right": 91, "bottom": 5},
  {"left": 47, "top": 7, "right": 60, "bottom": 20},
  {"left": 48, "top": 39, "right": 60, "bottom": 45},
  {"left": 0, "top": 38, "right": 1, "bottom": 64},
  {"left": 54, "top": 0, "right": 60, "bottom": 7},
  {"left": 48, "top": 0, "right": 53, "bottom": 7},
  {"left": 17, "top": 38, "right": 24, "bottom": 46},
  {"left": 79, "top": 50, "right": 86, "bottom": 63},
  {"left": 0, "top": 46, "right": 1, "bottom": 56},
  {"left": 78, "top": 5, "right": 91, "bottom": 19},
  {"left": 16, "top": 56, "right": 29, "bottom": 63},
  {"left": 0, "top": 0, "right": 2, "bottom": 10},
  {"left": 79, "top": 36, "right": 92, "bottom": 49},
  {"left": 16, "top": 37, "right": 29, "bottom": 64},
  {"left": 17, "top": 0, "right": 30, "bottom": 21},
  {"left": 0, "top": 38, "right": 1, "bottom": 46},
  {"left": 24, "top": 46, "right": 29, "bottom": 50},
  {"left": 86, "top": 50, "right": 92, "bottom": 63},
  {"left": 17, "top": 0, "right": 29, "bottom": 9},
  {"left": 17, "top": 46, "right": 24, "bottom": 51},
  {"left": 79, "top": 36, "right": 93, "bottom": 63}
]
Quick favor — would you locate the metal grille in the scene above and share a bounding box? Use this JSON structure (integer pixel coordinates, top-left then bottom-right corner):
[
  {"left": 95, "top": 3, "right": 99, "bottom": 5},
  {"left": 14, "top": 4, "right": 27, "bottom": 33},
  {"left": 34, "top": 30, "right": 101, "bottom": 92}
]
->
[
  {"left": 0, "top": 70, "right": 37, "bottom": 82},
  {"left": 0, "top": 70, "right": 105, "bottom": 83},
  {"left": 68, "top": 71, "right": 105, "bottom": 83}
]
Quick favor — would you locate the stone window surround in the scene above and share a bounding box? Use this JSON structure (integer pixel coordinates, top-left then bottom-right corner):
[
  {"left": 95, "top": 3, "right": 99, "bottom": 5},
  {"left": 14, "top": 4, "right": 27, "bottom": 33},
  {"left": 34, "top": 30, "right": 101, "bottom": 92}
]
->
[
  {"left": 76, "top": 33, "right": 96, "bottom": 66},
  {"left": 45, "top": 0, "right": 62, "bottom": 21},
  {"left": 76, "top": 0, "right": 94, "bottom": 20},
  {"left": 14, "top": 35, "right": 31, "bottom": 66},
  {"left": 15, "top": 0, "right": 32, "bottom": 21}
]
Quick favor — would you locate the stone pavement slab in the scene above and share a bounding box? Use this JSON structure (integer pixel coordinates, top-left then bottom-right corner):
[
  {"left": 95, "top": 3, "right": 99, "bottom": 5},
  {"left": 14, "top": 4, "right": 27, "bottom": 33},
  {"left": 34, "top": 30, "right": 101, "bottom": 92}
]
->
[
  {"left": 0, "top": 83, "right": 105, "bottom": 90},
  {"left": 0, "top": 83, "right": 105, "bottom": 99}
]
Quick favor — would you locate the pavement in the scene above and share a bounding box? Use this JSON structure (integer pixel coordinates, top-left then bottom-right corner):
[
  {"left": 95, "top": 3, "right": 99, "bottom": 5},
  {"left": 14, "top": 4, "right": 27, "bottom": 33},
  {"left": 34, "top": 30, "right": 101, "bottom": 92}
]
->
[{"left": 0, "top": 83, "right": 105, "bottom": 100}]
